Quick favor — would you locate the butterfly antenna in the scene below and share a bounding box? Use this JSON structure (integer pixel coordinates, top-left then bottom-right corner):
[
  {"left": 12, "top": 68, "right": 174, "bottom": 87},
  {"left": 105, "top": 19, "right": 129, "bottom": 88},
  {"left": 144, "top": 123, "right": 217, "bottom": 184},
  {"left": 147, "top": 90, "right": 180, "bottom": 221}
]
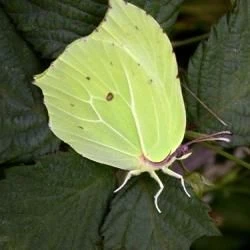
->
[
  {"left": 182, "top": 83, "right": 228, "bottom": 126},
  {"left": 186, "top": 131, "right": 232, "bottom": 146}
]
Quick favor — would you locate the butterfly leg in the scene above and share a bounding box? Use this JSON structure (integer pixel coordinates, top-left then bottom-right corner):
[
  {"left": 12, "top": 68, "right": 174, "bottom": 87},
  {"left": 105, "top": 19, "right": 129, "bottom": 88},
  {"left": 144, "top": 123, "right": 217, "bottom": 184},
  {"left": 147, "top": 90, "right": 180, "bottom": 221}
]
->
[
  {"left": 162, "top": 167, "right": 191, "bottom": 198},
  {"left": 149, "top": 171, "right": 164, "bottom": 213},
  {"left": 114, "top": 169, "right": 142, "bottom": 193}
]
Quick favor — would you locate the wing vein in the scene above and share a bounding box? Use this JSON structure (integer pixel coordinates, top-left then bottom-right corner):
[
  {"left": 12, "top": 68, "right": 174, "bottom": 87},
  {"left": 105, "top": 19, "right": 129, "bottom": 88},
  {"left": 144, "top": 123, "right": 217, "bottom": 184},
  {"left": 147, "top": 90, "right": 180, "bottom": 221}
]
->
[
  {"left": 150, "top": 92, "right": 160, "bottom": 150},
  {"left": 69, "top": 45, "right": 116, "bottom": 93},
  {"left": 48, "top": 102, "right": 100, "bottom": 123},
  {"left": 90, "top": 102, "right": 138, "bottom": 150},
  {"left": 50, "top": 62, "right": 93, "bottom": 97},
  {"left": 50, "top": 102, "right": 138, "bottom": 151},
  {"left": 55, "top": 127, "right": 138, "bottom": 158},
  {"left": 101, "top": 42, "right": 131, "bottom": 108},
  {"left": 118, "top": 56, "right": 145, "bottom": 154},
  {"left": 44, "top": 89, "right": 90, "bottom": 104}
]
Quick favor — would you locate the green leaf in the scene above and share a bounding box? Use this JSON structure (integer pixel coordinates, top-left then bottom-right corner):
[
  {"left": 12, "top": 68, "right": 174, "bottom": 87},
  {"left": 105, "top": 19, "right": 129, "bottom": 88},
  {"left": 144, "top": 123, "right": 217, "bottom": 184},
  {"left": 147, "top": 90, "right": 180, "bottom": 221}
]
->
[
  {"left": 0, "top": 152, "right": 116, "bottom": 250},
  {"left": 212, "top": 175, "right": 250, "bottom": 231},
  {"left": 0, "top": 0, "right": 184, "bottom": 59},
  {"left": 102, "top": 173, "right": 219, "bottom": 250},
  {"left": 0, "top": 8, "right": 59, "bottom": 164},
  {"left": 230, "top": 0, "right": 236, "bottom": 7},
  {"left": 128, "top": 0, "right": 184, "bottom": 32},
  {"left": 192, "top": 172, "right": 250, "bottom": 250},
  {"left": 0, "top": 0, "right": 108, "bottom": 59},
  {"left": 186, "top": 0, "right": 250, "bottom": 147}
]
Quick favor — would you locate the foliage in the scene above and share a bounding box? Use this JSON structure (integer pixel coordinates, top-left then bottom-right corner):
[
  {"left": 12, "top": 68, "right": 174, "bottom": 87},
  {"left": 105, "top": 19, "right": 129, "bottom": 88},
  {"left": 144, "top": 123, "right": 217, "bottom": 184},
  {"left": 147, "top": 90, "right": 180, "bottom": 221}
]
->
[
  {"left": 186, "top": 0, "right": 250, "bottom": 146},
  {"left": 0, "top": 0, "right": 249, "bottom": 249}
]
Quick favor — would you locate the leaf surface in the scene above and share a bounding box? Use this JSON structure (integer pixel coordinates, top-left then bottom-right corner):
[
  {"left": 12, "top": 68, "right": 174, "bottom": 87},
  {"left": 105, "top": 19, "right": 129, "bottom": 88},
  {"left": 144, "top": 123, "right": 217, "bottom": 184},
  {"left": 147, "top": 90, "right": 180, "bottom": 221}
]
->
[
  {"left": 102, "top": 173, "right": 219, "bottom": 250},
  {"left": 0, "top": 152, "right": 116, "bottom": 250},
  {"left": 0, "top": 8, "right": 59, "bottom": 164},
  {"left": 186, "top": 0, "right": 250, "bottom": 146},
  {"left": 0, "top": 0, "right": 184, "bottom": 58}
]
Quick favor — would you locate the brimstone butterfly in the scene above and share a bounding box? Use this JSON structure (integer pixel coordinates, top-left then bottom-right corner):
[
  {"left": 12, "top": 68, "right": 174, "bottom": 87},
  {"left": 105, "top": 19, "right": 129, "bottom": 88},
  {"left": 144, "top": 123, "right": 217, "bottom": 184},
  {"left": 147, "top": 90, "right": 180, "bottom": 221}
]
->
[{"left": 34, "top": 0, "right": 230, "bottom": 213}]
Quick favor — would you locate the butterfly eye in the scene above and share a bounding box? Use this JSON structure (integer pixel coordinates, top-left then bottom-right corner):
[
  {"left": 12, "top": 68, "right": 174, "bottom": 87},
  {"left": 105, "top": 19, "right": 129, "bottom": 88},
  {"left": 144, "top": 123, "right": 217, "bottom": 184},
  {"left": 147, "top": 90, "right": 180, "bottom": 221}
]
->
[{"left": 175, "top": 145, "right": 189, "bottom": 159}]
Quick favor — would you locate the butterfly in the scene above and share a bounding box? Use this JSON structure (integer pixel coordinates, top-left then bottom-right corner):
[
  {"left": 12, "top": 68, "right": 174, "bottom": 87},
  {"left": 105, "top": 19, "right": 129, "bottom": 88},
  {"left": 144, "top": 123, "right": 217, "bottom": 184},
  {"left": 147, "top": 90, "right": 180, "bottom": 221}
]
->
[{"left": 34, "top": 0, "right": 230, "bottom": 213}]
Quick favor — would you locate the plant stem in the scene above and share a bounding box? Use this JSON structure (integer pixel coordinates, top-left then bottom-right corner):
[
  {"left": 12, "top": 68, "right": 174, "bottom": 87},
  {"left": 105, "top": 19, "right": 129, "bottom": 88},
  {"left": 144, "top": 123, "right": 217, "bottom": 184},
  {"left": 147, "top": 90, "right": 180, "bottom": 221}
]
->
[
  {"left": 172, "top": 33, "right": 209, "bottom": 47},
  {"left": 203, "top": 143, "right": 250, "bottom": 170}
]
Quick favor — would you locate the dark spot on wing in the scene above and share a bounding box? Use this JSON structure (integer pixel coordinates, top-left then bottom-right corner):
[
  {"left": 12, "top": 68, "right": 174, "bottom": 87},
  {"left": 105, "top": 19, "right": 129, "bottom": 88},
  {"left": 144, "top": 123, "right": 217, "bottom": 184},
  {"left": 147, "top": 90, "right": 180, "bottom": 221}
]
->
[
  {"left": 110, "top": 61, "right": 113, "bottom": 66},
  {"left": 86, "top": 76, "right": 91, "bottom": 80},
  {"left": 135, "top": 25, "right": 139, "bottom": 30},
  {"left": 137, "top": 63, "right": 140, "bottom": 67},
  {"left": 78, "top": 126, "right": 84, "bottom": 130},
  {"left": 106, "top": 92, "right": 114, "bottom": 101},
  {"left": 149, "top": 79, "right": 153, "bottom": 84},
  {"left": 70, "top": 103, "right": 75, "bottom": 107}
]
